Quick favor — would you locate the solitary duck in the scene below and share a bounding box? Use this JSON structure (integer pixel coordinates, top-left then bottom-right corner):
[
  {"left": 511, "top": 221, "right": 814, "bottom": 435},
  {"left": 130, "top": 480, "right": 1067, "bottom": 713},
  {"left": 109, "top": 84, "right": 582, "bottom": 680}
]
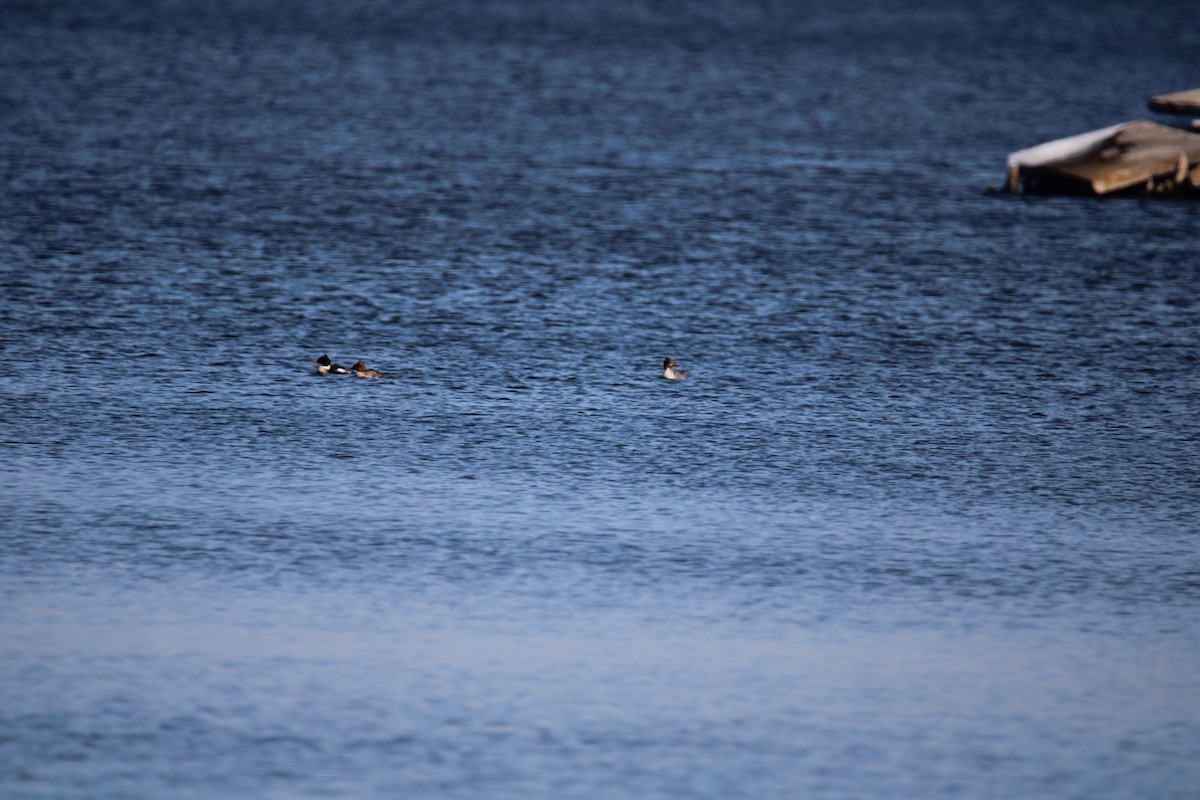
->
[
  {"left": 311, "top": 354, "right": 349, "bottom": 375},
  {"left": 662, "top": 357, "right": 688, "bottom": 380},
  {"left": 351, "top": 359, "right": 384, "bottom": 378}
]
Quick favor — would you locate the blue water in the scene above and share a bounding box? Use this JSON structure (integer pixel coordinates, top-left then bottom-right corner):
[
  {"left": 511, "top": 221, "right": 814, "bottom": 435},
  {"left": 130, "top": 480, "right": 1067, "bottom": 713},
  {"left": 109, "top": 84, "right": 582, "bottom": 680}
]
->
[{"left": 2, "top": 1, "right": 1199, "bottom": 797}]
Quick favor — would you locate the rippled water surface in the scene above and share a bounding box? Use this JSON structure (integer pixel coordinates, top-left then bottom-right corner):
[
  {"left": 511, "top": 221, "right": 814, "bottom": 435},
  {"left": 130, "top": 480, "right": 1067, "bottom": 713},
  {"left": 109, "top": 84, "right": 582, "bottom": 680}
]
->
[{"left": 2, "top": 1, "right": 1198, "bottom": 797}]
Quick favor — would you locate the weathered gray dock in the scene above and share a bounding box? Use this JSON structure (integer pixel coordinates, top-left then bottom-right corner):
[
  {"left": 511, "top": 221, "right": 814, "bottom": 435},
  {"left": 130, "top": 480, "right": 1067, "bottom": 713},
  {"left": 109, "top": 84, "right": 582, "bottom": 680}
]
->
[
  {"left": 1149, "top": 88, "right": 1200, "bottom": 117},
  {"left": 1004, "top": 88, "right": 1200, "bottom": 198}
]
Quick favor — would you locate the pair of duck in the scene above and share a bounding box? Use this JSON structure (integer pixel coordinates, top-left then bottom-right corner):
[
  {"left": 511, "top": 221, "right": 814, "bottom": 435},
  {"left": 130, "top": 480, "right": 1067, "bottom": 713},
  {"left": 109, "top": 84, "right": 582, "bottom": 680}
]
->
[{"left": 311, "top": 355, "right": 385, "bottom": 378}]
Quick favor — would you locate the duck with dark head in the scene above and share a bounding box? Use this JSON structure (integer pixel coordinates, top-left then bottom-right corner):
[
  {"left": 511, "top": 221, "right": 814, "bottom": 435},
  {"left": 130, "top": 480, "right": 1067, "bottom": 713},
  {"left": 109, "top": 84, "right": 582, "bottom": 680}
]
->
[
  {"left": 311, "top": 354, "right": 349, "bottom": 375},
  {"left": 662, "top": 357, "right": 687, "bottom": 380}
]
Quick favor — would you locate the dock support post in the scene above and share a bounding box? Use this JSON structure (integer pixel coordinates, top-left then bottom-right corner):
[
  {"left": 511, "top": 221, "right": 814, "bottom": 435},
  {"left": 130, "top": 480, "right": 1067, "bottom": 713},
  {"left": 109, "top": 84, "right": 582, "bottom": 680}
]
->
[{"left": 1005, "top": 162, "right": 1020, "bottom": 195}]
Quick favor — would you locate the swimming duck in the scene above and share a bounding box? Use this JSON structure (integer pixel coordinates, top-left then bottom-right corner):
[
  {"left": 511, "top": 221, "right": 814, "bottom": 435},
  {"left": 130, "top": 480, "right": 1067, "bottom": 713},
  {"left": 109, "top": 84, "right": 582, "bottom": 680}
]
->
[
  {"left": 351, "top": 359, "right": 384, "bottom": 378},
  {"left": 662, "top": 357, "right": 688, "bottom": 380},
  {"left": 311, "top": 354, "right": 349, "bottom": 375}
]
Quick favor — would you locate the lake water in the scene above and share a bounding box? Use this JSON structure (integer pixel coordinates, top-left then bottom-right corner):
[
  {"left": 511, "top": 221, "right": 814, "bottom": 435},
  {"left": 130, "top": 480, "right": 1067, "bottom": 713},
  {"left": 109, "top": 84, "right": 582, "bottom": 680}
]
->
[{"left": 1, "top": 1, "right": 1198, "bottom": 797}]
